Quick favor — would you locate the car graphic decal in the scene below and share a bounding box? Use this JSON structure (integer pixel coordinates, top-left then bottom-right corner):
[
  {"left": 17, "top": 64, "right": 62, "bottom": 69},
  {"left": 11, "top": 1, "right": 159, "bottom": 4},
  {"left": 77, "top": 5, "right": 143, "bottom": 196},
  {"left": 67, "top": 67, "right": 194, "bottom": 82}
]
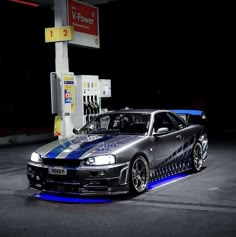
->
[
  {"left": 45, "top": 141, "right": 71, "bottom": 158},
  {"left": 150, "top": 146, "right": 192, "bottom": 180},
  {"left": 150, "top": 131, "right": 206, "bottom": 180},
  {"left": 65, "top": 135, "right": 114, "bottom": 159}
]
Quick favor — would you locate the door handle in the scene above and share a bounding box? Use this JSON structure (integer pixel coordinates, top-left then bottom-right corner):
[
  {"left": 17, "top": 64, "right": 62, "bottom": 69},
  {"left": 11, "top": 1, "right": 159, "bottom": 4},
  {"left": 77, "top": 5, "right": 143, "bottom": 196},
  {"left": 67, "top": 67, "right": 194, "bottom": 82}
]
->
[{"left": 176, "top": 135, "right": 182, "bottom": 140}]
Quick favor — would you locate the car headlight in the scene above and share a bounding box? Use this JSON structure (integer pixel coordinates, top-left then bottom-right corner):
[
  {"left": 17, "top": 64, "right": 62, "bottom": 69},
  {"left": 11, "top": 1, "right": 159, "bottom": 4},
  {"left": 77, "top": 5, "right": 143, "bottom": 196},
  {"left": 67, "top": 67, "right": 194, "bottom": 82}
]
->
[
  {"left": 31, "top": 152, "right": 42, "bottom": 163},
  {"left": 85, "top": 155, "right": 116, "bottom": 166}
]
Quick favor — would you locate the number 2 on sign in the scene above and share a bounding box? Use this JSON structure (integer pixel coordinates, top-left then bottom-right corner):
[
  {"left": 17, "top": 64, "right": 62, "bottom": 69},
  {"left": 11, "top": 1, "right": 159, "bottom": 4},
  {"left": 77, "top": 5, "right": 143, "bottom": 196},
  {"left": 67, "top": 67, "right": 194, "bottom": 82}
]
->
[{"left": 63, "top": 29, "right": 68, "bottom": 37}]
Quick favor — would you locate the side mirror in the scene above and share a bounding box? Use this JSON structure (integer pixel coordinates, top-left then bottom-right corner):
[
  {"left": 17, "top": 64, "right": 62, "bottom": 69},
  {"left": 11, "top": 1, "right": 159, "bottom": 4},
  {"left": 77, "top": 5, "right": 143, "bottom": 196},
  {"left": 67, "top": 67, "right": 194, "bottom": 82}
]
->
[
  {"left": 153, "top": 127, "right": 169, "bottom": 136},
  {"left": 73, "top": 128, "right": 80, "bottom": 135}
]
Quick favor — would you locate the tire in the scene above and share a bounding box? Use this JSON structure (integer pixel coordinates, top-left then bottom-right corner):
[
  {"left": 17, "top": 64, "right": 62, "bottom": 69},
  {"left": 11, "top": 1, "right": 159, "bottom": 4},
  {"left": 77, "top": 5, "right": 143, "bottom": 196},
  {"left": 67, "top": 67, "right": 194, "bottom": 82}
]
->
[
  {"left": 191, "top": 142, "right": 204, "bottom": 172},
  {"left": 129, "top": 156, "right": 149, "bottom": 195}
]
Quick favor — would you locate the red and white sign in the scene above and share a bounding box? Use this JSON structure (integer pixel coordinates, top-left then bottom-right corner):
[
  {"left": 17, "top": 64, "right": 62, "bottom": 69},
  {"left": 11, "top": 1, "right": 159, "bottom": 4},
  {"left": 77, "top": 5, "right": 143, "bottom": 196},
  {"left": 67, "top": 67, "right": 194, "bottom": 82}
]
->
[{"left": 68, "top": 0, "right": 100, "bottom": 48}]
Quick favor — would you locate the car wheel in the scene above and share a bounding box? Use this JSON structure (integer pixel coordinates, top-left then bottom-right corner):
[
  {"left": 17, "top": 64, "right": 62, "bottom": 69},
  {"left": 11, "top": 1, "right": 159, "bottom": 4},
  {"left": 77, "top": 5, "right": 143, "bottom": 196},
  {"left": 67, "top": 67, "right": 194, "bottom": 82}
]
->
[
  {"left": 191, "top": 142, "right": 204, "bottom": 172},
  {"left": 129, "top": 156, "right": 149, "bottom": 195}
]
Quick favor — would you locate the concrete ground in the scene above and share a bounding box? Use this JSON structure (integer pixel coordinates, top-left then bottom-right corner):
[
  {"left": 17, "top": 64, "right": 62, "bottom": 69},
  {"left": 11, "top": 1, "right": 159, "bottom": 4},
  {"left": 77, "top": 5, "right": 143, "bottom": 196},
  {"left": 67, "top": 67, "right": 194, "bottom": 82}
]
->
[{"left": 0, "top": 136, "right": 236, "bottom": 237}]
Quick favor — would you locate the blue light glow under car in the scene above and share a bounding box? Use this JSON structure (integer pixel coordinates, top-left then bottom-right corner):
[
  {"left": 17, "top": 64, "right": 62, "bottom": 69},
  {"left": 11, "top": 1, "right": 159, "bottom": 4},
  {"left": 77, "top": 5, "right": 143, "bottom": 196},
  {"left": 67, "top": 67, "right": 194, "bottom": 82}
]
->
[
  {"left": 34, "top": 174, "right": 189, "bottom": 203},
  {"left": 170, "top": 109, "right": 203, "bottom": 116},
  {"left": 147, "top": 173, "right": 189, "bottom": 190},
  {"left": 34, "top": 193, "right": 112, "bottom": 204}
]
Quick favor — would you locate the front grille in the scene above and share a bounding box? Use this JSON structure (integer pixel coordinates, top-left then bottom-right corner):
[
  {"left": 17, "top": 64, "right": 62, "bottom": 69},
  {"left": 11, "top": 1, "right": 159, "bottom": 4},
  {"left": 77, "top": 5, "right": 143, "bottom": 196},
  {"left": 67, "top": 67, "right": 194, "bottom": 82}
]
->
[
  {"left": 47, "top": 171, "right": 79, "bottom": 184},
  {"left": 43, "top": 158, "right": 81, "bottom": 167}
]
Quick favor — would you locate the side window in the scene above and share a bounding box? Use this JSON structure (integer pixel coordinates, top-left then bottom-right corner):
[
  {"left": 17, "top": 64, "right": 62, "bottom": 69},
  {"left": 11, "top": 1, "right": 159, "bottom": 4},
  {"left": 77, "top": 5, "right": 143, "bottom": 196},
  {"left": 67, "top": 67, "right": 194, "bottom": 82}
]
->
[
  {"left": 153, "top": 113, "right": 176, "bottom": 133},
  {"left": 167, "top": 113, "right": 186, "bottom": 130}
]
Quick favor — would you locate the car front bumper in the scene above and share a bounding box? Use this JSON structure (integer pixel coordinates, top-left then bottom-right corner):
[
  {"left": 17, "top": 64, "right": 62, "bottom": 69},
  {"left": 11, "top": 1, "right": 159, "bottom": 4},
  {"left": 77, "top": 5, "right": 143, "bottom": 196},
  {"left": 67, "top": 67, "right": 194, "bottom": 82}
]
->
[{"left": 27, "top": 162, "right": 130, "bottom": 196}]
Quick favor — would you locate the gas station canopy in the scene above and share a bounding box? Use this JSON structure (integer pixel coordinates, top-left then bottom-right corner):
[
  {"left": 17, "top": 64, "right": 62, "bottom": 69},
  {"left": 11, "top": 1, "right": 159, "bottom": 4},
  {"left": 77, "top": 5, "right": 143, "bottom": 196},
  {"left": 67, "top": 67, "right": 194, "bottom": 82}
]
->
[{"left": 10, "top": 0, "right": 117, "bottom": 7}]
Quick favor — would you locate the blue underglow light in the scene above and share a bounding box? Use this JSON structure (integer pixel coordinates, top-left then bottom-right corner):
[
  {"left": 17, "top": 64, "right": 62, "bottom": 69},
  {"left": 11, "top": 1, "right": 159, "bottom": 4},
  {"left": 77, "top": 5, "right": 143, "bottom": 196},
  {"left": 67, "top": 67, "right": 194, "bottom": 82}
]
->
[
  {"left": 147, "top": 173, "right": 189, "bottom": 190},
  {"left": 34, "top": 192, "right": 112, "bottom": 204},
  {"left": 171, "top": 109, "right": 203, "bottom": 116}
]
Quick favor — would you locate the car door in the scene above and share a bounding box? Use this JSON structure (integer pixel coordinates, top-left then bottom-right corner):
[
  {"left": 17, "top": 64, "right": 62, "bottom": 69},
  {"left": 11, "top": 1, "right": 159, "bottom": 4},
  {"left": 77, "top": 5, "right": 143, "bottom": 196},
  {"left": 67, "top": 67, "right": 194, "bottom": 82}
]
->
[{"left": 151, "top": 112, "right": 184, "bottom": 168}]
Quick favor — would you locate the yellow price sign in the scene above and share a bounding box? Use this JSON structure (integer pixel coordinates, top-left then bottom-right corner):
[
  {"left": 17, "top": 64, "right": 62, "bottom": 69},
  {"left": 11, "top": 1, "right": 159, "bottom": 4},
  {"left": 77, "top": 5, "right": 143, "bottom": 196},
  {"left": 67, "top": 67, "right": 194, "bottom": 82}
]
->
[
  {"left": 59, "top": 26, "right": 73, "bottom": 41},
  {"left": 45, "top": 27, "right": 57, "bottom": 42},
  {"left": 45, "top": 26, "right": 73, "bottom": 43}
]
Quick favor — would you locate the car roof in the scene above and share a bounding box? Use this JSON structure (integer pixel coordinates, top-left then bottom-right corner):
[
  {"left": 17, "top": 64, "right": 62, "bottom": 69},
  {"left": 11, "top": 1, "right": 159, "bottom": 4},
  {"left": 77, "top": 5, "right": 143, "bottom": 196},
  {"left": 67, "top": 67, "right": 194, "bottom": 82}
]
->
[{"left": 106, "top": 109, "right": 171, "bottom": 114}]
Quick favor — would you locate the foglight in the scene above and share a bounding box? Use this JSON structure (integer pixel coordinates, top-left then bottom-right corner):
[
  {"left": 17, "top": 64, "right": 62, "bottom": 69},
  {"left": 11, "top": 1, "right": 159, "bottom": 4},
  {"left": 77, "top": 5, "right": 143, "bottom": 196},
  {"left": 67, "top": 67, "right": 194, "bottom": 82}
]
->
[
  {"left": 86, "top": 155, "right": 115, "bottom": 166},
  {"left": 31, "top": 152, "right": 41, "bottom": 163}
]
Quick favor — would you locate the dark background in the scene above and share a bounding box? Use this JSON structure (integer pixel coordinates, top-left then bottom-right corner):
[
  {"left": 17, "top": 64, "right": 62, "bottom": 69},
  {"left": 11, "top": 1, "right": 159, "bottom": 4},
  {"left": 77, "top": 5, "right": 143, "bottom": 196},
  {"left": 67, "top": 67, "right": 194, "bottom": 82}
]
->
[{"left": 0, "top": 0, "right": 235, "bottom": 135}]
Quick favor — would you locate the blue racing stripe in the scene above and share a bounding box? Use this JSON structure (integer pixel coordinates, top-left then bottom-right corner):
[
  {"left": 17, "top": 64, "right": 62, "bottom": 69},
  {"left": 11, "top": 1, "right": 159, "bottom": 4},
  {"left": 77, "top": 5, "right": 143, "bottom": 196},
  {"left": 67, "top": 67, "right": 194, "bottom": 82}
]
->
[
  {"left": 66, "top": 135, "right": 113, "bottom": 159},
  {"left": 45, "top": 141, "right": 71, "bottom": 158}
]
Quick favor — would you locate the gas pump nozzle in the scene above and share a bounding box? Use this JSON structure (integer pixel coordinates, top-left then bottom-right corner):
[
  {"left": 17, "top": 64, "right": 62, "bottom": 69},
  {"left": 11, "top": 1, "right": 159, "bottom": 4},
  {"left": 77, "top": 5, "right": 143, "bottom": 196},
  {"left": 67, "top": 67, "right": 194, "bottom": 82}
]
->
[{"left": 94, "top": 95, "right": 100, "bottom": 114}]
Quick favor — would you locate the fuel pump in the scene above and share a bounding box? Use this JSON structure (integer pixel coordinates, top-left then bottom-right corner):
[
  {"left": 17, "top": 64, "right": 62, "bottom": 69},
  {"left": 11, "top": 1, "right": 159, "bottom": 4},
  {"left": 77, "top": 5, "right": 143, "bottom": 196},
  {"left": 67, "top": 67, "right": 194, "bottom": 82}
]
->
[
  {"left": 51, "top": 73, "right": 111, "bottom": 137},
  {"left": 71, "top": 75, "right": 111, "bottom": 130}
]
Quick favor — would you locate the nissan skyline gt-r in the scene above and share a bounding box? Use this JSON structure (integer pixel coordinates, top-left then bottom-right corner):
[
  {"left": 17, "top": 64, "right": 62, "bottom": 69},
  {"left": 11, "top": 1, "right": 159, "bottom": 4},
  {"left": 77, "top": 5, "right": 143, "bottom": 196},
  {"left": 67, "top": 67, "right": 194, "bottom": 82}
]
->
[{"left": 27, "top": 109, "right": 208, "bottom": 196}]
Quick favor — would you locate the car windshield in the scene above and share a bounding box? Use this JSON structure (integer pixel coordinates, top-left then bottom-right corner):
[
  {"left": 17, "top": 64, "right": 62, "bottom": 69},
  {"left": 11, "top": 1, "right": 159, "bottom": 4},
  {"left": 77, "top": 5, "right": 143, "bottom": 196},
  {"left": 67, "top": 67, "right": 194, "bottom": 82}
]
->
[{"left": 78, "top": 113, "right": 151, "bottom": 135}]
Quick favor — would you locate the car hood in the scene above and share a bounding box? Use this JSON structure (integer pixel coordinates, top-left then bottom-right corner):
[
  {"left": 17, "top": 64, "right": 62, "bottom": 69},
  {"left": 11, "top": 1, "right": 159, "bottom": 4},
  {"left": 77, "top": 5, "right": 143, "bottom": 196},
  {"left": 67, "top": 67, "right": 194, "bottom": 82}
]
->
[{"left": 36, "top": 134, "right": 144, "bottom": 160}]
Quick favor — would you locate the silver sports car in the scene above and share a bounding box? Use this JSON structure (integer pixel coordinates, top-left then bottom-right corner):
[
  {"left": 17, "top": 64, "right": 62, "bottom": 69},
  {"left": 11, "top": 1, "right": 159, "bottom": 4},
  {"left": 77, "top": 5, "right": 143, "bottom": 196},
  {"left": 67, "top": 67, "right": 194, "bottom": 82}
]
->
[{"left": 27, "top": 109, "right": 208, "bottom": 195}]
